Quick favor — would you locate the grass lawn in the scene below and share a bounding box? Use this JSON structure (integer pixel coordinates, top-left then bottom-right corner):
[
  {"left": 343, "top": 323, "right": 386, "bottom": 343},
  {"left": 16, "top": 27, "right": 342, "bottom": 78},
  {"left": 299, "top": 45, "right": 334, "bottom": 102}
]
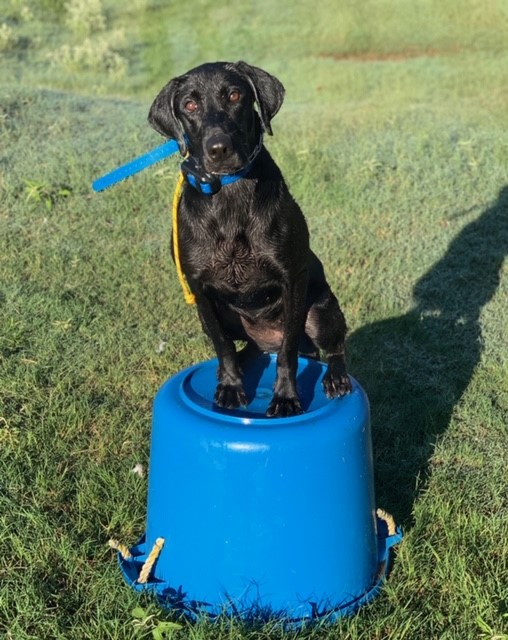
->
[{"left": 1, "top": 0, "right": 507, "bottom": 638}]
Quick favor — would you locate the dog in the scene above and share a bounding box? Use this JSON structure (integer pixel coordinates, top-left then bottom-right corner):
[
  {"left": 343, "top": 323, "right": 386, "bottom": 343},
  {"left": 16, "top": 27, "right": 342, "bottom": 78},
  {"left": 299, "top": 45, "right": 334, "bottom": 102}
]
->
[{"left": 148, "top": 61, "right": 351, "bottom": 417}]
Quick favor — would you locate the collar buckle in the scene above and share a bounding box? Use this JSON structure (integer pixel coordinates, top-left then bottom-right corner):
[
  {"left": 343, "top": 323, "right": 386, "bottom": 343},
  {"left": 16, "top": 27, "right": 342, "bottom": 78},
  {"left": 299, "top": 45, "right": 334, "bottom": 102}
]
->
[{"left": 181, "top": 157, "right": 222, "bottom": 195}]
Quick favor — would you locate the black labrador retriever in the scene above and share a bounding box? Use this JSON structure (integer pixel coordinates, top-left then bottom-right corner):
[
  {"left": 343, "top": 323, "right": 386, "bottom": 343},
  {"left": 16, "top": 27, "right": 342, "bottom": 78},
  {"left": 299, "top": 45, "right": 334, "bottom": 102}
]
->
[{"left": 149, "top": 61, "right": 351, "bottom": 417}]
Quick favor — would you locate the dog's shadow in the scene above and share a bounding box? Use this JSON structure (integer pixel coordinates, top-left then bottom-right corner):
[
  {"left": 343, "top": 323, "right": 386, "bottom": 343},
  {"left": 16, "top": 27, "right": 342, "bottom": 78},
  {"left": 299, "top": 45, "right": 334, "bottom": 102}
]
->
[{"left": 346, "top": 186, "right": 508, "bottom": 527}]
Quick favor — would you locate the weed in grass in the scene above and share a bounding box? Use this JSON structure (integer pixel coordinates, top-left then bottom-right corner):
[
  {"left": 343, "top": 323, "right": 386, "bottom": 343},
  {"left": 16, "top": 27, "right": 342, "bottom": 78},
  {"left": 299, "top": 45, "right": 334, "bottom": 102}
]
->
[
  {"left": 47, "top": 30, "right": 128, "bottom": 77},
  {"left": 0, "top": 22, "right": 17, "bottom": 51},
  {"left": 131, "top": 606, "right": 183, "bottom": 639},
  {"left": 22, "top": 178, "right": 72, "bottom": 210},
  {"left": 477, "top": 614, "right": 508, "bottom": 640},
  {"left": 65, "top": 0, "right": 106, "bottom": 38}
]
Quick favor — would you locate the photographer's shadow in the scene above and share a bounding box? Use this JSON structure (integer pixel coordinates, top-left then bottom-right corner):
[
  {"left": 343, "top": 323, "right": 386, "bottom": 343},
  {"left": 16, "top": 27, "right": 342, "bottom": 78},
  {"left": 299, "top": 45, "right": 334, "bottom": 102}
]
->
[{"left": 347, "top": 186, "right": 508, "bottom": 527}]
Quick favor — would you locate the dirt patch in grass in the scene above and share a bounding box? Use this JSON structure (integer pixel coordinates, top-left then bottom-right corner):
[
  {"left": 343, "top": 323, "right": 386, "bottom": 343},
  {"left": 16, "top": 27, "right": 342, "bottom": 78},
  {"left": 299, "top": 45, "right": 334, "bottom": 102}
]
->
[{"left": 319, "top": 45, "right": 466, "bottom": 63}]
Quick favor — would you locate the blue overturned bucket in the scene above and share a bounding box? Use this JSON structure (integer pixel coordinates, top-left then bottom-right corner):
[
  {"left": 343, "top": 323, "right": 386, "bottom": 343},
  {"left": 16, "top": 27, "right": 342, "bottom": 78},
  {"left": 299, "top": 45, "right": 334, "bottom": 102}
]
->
[{"left": 118, "top": 354, "right": 402, "bottom": 622}]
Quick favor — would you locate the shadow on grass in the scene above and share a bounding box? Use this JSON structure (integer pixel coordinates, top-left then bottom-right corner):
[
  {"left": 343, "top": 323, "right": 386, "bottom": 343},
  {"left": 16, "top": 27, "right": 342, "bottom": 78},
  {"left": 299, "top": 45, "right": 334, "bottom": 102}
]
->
[{"left": 347, "top": 185, "right": 508, "bottom": 527}]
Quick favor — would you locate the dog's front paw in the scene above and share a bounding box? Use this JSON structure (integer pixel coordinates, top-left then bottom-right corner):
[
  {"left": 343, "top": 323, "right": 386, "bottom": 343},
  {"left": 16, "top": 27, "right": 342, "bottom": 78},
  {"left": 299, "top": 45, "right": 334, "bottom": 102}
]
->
[
  {"left": 266, "top": 394, "right": 303, "bottom": 418},
  {"left": 322, "top": 370, "right": 352, "bottom": 398},
  {"left": 214, "top": 383, "right": 248, "bottom": 409}
]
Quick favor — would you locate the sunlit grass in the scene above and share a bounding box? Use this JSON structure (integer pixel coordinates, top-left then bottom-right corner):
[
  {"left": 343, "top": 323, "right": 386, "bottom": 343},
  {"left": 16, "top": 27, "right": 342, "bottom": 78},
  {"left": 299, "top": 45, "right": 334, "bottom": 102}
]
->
[{"left": 1, "top": 1, "right": 508, "bottom": 639}]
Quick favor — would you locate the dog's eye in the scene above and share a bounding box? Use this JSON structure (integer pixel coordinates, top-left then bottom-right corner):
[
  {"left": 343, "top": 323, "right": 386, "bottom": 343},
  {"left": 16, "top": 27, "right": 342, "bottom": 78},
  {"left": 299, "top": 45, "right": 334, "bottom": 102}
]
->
[
  {"left": 229, "top": 90, "right": 241, "bottom": 103},
  {"left": 184, "top": 100, "right": 198, "bottom": 113}
]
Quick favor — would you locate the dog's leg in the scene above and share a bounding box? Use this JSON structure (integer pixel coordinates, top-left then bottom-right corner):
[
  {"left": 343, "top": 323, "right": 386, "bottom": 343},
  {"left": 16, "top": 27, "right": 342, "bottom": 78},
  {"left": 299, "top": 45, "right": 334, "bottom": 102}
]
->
[
  {"left": 304, "top": 253, "right": 351, "bottom": 398},
  {"left": 195, "top": 295, "right": 248, "bottom": 409},
  {"left": 305, "top": 289, "right": 352, "bottom": 398},
  {"left": 266, "top": 275, "right": 308, "bottom": 417}
]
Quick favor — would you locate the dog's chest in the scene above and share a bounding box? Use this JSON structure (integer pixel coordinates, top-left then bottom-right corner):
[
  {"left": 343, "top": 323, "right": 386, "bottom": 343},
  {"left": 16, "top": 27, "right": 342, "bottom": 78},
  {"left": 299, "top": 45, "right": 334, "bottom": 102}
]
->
[
  {"left": 181, "top": 191, "right": 283, "bottom": 296},
  {"left": 198, "top": 231, "right": 260, "bottom": 288}
]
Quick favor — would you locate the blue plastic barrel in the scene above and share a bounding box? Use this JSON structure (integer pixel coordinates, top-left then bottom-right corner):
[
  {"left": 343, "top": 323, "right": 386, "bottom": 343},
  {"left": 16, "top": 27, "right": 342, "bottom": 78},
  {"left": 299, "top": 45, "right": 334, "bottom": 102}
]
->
[{"left": 119, "top": 354, "right": 401, "bottom": 622}]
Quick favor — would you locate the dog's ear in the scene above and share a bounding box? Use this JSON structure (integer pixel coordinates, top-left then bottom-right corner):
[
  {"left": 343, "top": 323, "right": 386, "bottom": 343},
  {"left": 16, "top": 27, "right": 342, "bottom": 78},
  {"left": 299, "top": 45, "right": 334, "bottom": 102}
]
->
[
  {"left": 148, "top": 76, "right": 187, "bottom": 155},
  {"left": 233, "top": 61, "right": 285, "bottom": 135}
]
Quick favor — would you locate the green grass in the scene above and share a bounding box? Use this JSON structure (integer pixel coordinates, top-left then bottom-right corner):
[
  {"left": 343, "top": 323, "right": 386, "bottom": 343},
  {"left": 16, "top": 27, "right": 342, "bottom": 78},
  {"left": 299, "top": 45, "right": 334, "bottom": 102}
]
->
[{"left": 1, "top": 0, "right": 508, "bottom": 638}]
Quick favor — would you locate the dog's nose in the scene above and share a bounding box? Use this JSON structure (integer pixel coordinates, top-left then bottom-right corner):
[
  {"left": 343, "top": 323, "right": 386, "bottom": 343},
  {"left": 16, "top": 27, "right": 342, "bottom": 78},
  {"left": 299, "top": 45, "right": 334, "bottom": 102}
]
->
[{"left": 205, "top": 133, "right": 234, "bottom": 163}]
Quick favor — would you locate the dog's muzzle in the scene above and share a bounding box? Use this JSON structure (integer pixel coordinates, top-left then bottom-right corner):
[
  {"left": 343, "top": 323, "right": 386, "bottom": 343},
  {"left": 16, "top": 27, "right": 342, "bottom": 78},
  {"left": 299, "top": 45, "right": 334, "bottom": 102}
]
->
[{"left": 182, "top": 133, "right": 264, "bottom": 195}]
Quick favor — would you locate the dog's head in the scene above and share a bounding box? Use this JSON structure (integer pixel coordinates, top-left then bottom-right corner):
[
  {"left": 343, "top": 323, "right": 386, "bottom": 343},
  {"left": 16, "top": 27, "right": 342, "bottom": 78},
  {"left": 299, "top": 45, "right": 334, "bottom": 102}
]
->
[{"left": 148, "top": 61, "right": 285, "bottom": 174}]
